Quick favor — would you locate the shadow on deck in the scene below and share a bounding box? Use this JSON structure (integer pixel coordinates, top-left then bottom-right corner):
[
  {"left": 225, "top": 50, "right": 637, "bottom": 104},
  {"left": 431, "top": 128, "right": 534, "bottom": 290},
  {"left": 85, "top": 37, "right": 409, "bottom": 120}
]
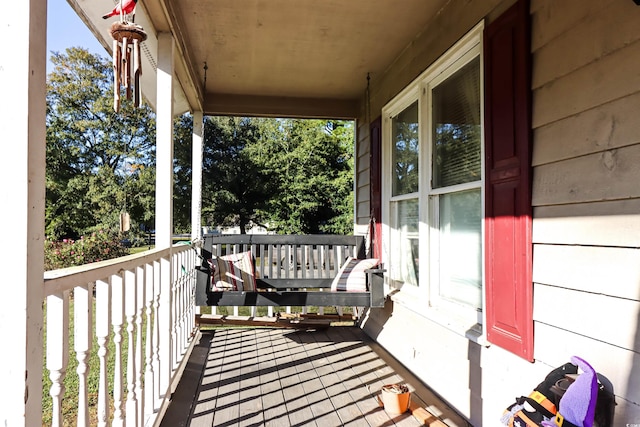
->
[{"left": 161, "top": 326, "right": 468, "bottom": 427}]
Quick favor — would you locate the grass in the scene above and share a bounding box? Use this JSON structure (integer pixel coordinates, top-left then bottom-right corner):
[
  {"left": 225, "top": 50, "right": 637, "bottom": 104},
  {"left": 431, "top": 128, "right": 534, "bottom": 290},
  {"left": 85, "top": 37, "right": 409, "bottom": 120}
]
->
[{"left": 129, "top": 245, "right": 154, "bottom": 255}]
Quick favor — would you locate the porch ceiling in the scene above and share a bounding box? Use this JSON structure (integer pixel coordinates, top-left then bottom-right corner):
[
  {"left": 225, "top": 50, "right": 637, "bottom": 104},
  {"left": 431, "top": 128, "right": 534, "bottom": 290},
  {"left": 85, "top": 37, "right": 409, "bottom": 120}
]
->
[{"left": 70, "top": 0, "right": 450, "bottom": 118}]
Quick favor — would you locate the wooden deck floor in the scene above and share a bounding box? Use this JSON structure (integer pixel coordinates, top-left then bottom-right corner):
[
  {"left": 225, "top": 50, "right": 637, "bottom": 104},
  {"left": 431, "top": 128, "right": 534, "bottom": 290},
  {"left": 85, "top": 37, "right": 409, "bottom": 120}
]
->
[{"left": 160, "top": 326, "right": 468, "bottom": 427}]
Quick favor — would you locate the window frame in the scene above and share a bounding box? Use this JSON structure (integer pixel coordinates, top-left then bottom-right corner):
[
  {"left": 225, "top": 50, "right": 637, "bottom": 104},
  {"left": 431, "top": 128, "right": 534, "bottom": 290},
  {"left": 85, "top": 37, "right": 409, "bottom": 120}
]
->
[{"left": 381, "top": 22, "right": 486, "bottom": 341}]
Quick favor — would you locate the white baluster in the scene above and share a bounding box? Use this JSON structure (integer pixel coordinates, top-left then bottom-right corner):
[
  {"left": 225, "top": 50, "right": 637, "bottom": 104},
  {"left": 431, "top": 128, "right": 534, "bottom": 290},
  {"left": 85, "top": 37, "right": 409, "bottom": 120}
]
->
[
  {"left": 175, "top": 253, "right": 183, "bottom": 365},
  {"left": 174, "top": 252, "right": 183, "bottom": 358},
  {"left": 135, "top": 265, "right": 145, "bottom": 427},
  {"left": 95, "top": 279, "right": 111, "bottom": 427},
  {"left": 124, "top": 269, "right": 138, "bottom": 426},
  {"left": 173, "top": 254, "right": 180, "bottom": 368},
  {"left": 124, "top": 270, "right": 138, "bottom": 427},
  {"left": 152, "top": 259, "right": 161, "bottom": 408},
  {"left": 74, "top": 283, "right": 93, "bottom": 427},
  {"left": 181, "top": 251, "right": 188, "bottom": 341},
  {"left": 187, "top": 249, "right": 196, "bottom": 335},
  {"left": 112, "top": 273, "right": 125, "bottom": 427},
  {"left": 170, "top": 255, "right": 178, "bottom": 371},
  {"left": 144, "top": 262, "right": 156, "bottom": 420},
  {"left": 46, "top": 291, "right": 69, "bottom": 427},
  {"left": 160, "top": 255, "right": 173, "bottom": 400}
]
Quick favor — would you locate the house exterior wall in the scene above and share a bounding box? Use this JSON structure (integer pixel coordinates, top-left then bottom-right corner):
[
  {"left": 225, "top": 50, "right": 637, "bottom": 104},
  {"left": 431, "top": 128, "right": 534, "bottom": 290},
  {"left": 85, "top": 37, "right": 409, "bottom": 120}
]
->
[
  {"left": 355, "top": 0, "right": 640, "bottom": 425},
  {"left": 530, "top": 0, "right": 640, "bottom": 423}
]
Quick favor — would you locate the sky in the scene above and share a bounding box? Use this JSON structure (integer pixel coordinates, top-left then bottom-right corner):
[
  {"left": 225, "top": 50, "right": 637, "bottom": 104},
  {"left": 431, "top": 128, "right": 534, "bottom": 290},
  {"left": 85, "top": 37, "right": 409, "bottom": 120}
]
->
[{"left": 46, "top": 0, "right": 107, "bottom": 73}]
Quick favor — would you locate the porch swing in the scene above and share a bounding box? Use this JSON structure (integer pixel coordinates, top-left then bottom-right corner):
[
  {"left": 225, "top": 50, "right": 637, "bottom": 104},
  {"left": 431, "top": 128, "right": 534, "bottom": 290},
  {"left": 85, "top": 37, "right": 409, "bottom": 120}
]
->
[{"left": 195, "top": 233, "right": 386, "bottom": 311}]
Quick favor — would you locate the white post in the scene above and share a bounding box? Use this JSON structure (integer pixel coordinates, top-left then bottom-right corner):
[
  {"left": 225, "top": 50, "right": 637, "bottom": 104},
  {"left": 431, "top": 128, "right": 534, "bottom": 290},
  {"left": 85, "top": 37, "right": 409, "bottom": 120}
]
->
[
  {"left": 156, "top": 32, "right": 175, "bottom": 401},
  {"left": 191, "top": 110, "right": 204, "bottom": 241},
  {"left": 155, "top": 32, "right": 175, "bottom": 250},
  {"left": 0, "top": 1, "right": 47, "bottom": 425}
]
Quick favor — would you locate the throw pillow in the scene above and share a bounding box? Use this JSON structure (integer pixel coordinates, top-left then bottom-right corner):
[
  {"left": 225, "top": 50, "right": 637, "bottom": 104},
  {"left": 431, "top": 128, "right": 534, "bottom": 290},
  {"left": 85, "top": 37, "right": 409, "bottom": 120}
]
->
[
  {"left": 210, "top": 251, "right": 257, "bottom": 292},
  {"left": 331, "top": 257, "right": 379, "bottom": 292}
]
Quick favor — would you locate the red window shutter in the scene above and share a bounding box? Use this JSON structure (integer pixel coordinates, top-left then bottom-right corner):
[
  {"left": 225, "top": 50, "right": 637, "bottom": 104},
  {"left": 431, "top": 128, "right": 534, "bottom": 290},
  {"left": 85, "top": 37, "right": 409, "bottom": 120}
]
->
[
  {"left": 370, "top": 116, "right": 383, "bottom": 261},
  {"left": 484, "top": 0, "right": 534, "bottom": 361}
]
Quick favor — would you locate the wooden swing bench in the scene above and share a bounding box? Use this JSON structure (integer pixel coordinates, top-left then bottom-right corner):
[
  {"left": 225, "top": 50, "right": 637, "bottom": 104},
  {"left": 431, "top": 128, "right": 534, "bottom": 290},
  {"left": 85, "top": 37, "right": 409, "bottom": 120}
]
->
[{"left": 195, "top": 234, "right": 385, "bottom": 309}]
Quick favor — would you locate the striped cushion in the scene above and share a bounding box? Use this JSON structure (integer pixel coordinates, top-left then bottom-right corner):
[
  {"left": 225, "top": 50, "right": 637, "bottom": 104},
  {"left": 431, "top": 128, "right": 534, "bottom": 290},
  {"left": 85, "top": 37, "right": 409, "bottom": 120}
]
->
[
  {"left": 210, "top": 251, "right": 257, "bottom": 292},
  {"left": 331, "top": 257, "right": 379, "bottom": 292}
]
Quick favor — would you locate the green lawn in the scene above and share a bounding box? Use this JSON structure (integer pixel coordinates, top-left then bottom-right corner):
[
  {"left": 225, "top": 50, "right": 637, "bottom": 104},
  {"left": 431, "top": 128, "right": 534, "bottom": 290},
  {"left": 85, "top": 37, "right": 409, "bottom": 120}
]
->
[{"left": 129, "top": 245, "right": 154, "bottom": 255}]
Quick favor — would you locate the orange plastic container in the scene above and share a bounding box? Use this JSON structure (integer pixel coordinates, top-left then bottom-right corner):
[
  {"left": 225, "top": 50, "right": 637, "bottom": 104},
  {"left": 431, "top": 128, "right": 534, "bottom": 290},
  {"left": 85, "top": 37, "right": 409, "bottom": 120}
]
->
[{"left": 380, "top": 384, "right": 411, "bottom": 414}]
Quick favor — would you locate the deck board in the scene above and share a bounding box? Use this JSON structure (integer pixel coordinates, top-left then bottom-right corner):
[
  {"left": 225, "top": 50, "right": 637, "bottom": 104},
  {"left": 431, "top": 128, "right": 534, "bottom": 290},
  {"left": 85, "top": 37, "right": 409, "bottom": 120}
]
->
[{"left": 161, "top": 327, "right": 466, "bottom": 426}]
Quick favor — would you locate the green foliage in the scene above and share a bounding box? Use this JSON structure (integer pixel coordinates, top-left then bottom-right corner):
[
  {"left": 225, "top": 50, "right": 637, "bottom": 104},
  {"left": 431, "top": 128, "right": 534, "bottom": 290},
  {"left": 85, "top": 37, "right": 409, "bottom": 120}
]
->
[
  {"left": 47, "top": 48, "right": 356, "bottom": 243},
  {"left": 173, "top": 114, "right": 196, "bottom": 233},
  {"left": 46, "top": 47, "right": 156, "bottom": 240},
  {"left": 253, "top": 119, "right": 355, "bottom": 234},
  {"left": 44, "top": 230, "right": 129, "bottom": 270},
  {"left": 203, "top": 117, "right": 273, "bottom": 233},
  {"left": 392, "top": 102, "right": 419, "bottom": 195},
  {"left": 174, "top": 116, "right": 355, "bottom": 235}
]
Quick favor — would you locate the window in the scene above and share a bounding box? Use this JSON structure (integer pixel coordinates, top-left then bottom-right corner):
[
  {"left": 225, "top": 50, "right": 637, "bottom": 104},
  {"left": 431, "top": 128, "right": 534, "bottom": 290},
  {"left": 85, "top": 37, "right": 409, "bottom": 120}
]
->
[
  {"left": 388, "top": 101, "right": 420, "bottom": 287},
  {"left": 429, "top": 56, "right": 483, "bottom": 314},
  {"left": 380, "top": 2, "right": 532, "bottom": 359},
  {"left": 382, "top": 23, "right": 484, "bottom": 332}
]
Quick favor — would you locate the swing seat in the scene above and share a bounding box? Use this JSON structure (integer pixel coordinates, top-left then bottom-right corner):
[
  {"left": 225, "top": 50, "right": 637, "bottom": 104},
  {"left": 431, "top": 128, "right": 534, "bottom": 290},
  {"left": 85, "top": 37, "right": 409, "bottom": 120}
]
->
[{"left": 195, "top": 234, "right": 386, "bottom": 308}]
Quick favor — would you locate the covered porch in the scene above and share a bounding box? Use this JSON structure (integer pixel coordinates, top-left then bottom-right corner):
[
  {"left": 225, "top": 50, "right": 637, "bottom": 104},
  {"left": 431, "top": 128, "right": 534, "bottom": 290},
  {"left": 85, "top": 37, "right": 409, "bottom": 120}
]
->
[
  {"left": 7, "top": 0, "right": 640, "bottom": 425},
  {"left": 7, "top": 0, "right": 461, "bottom": 424}
]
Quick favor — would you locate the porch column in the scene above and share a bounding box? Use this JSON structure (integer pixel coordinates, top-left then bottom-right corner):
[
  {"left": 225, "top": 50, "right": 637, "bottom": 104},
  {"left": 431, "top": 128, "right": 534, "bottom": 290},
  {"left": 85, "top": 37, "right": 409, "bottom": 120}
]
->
[
  {"left": 0, "top": 1, "right": 47, "bottom": 425},
  {"left": 155, "top": 32, "right": 175, "bottom": 250},
  {"left": 191, "top": 111, "right": 204, "bottom": 241},
  {"left": 155, "top": 32, "right": 174, "bottom": 396}
]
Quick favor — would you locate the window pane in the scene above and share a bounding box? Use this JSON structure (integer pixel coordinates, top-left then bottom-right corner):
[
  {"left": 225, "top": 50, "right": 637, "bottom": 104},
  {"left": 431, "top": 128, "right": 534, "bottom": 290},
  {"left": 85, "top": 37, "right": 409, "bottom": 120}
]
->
[
  {"left": 432, "top": 57, "right": 481, "bottom": 189},
  {"left": 390, "top": 199, "right": 419, "bottom": 286},
  {"left": 392, "top": 102, "right": 419, "bottom": 196},
  {"left": 438, "top": 189, "right": 482, "bottom": 309}
]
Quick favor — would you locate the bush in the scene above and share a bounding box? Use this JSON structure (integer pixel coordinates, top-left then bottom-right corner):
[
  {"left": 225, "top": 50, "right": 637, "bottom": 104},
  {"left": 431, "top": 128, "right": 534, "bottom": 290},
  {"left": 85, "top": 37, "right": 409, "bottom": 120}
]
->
[{"left": 45, "top": 230, "right": 129, "bottom": 270}]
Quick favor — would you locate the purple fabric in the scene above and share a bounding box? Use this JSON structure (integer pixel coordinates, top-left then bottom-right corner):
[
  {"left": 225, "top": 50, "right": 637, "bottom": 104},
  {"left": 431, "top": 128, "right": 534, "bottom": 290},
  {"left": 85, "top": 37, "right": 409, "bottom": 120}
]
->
[{"left": 557, "top": 356, "right": 598, "bottom": 427}]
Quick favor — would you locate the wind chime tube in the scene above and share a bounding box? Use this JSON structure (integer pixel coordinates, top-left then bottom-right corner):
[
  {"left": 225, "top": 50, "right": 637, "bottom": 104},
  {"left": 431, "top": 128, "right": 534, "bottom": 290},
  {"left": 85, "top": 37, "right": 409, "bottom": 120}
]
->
[
  {"left": 126, "top": 45, "right": 132, "bottom": 100},
  {"left": 113, "top": 39, "right": 120, "bottom": 112},
  {"left": 122, "top": 36, "right": 130, "bottom": 101},
  {"left": 133, "top": 38, "right": 141, "bottom": 107}
]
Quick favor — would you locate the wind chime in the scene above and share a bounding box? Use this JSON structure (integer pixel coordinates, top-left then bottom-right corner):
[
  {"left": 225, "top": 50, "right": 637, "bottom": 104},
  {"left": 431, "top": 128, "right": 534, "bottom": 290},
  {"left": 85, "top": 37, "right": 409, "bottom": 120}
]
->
[{"left": 105, "top": 0, "right": 147, "bottom": 112}]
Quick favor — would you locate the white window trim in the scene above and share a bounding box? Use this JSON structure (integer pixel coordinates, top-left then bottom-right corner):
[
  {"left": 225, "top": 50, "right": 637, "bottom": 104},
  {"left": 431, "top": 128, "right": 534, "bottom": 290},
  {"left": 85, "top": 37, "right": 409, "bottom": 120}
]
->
[{"left": 381, "top": 21, "right": 487, "bottom": 343}]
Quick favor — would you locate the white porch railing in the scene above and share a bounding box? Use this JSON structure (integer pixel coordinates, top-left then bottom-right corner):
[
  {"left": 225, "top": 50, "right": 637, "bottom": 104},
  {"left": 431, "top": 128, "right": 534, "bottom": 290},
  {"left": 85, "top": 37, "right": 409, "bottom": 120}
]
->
[{"left": 43, "top": 244, "right": 198, "bottom": 427}]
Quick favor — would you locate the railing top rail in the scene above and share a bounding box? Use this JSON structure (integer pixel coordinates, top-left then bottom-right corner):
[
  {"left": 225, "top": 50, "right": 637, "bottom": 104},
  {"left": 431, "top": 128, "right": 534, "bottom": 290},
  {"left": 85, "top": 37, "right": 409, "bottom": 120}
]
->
[
  {"left": 203, "top": 234, "right": 364, "bottom": 246},
  {"left": 44, "top": 243, "right": 193, "bottom": 296}
]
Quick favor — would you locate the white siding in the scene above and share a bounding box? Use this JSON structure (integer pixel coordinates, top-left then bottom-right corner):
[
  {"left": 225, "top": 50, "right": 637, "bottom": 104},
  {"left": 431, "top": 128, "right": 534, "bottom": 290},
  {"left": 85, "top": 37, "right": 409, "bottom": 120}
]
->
[{"left": 530, "top": 0, "right": 640, "bottom": 424}]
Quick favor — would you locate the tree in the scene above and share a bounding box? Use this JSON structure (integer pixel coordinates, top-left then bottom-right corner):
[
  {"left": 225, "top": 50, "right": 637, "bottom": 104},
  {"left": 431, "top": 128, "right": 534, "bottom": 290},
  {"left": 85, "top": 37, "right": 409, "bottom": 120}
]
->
[
  {"left": 251, "top": 119, "right": 354, "bottom": 234},
  {"left": 179, "top": 116, "right": 355, "bottom": 236},
  {"left": 45, "top": 47, "right": 156, "bottom": 239},
  {"left": 201, "top": 117, "right": 274, "bottom": 233}
]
